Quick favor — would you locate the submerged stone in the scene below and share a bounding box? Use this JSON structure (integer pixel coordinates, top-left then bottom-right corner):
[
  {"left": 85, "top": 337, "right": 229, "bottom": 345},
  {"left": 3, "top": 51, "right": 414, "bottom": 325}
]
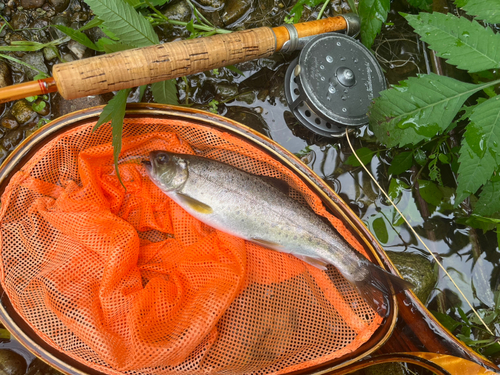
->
[
  {"left": 21, "top": 52, "right": 48, "bottom": 80},
  {"left": 386, "top": 250, "right": 437, "bottom": 304},
  {"left": 11, "top": 100, "right": 36, "bottom": 125},
  {"left": 0, "top": 349, "right": 27, "bottom": 375},
  {"left": 222, "top": 0, "right": 253, "bottom": 26}
]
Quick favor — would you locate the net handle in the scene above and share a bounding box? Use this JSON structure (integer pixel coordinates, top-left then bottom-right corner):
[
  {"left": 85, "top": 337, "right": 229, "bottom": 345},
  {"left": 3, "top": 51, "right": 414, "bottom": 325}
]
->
[{"left": 49, "top": 16, "right": 350, "bottom": 100}]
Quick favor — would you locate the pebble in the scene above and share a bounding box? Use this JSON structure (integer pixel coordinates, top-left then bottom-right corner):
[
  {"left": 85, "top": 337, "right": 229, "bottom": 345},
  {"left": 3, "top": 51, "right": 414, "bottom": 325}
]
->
[
  {"left": 20, "top": 0, "right": 45, "bottom": 9},
  {"left": 10, "top": 100, "right": 37, "bottom": 125},
  {"left": 222, "top": 0, "right": 253, "bottom": 26},
  {"left": 10, "top": 12, "right": 29, "bottom": 30},
  {"left": 48, "top": 0, "right": 69, "bottom": 12},
  {"left": 162, "top": 0, "right": 192, "bottom": 22},
  {"left": 2, "top": 129, "right": 23, "bottom": 151},
  {"left": 43, "top": 46, "right": 58, "bottom": 61},
  {"left": 68, "top": 39, "right": 87, "bottom": 59},
  {"left": 0, "top": 349, "right": 26, "bottom": 375},
  {"left": 1, "top": 115, "right": 19, "bottom": 130},
  {"left": 21, "top": 52, "right": 49, "bottom": 80}
]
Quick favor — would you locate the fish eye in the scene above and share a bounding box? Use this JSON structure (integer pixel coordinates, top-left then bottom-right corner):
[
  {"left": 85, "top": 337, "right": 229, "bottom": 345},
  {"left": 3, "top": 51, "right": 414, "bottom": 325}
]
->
[{"left": 157, "top": 154, "right": 170, "bottom": 164}]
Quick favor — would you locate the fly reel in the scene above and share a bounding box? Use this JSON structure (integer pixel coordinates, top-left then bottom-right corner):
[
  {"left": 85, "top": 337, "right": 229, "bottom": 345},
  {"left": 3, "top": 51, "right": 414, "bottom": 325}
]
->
[{"left": 284, "top": 33, "right": 386, "bottom": 137}]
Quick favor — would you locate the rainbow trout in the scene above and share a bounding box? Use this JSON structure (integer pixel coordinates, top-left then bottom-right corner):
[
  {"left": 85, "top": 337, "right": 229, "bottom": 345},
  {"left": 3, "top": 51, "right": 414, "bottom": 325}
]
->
[{"left": 143, "top": 151, "right": 412, "bottom": 311}]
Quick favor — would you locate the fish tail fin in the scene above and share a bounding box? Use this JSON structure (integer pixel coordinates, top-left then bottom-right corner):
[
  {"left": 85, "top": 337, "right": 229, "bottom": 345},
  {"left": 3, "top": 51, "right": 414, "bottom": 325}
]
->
[{"left": 351, "top": 262, "right": 414, "bottom": 315}]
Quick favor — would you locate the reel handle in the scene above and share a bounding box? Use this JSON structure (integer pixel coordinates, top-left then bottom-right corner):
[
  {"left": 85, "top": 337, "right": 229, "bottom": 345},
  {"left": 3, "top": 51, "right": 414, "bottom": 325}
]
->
[{"left": 52, "top": 15, "right": 352, "bottom": 100}]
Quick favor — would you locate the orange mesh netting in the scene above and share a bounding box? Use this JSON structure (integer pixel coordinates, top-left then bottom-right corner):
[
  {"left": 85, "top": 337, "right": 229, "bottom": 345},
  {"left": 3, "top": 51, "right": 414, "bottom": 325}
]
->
[{"left": 0, "top": 117, "right": 383, "bottom": 374}]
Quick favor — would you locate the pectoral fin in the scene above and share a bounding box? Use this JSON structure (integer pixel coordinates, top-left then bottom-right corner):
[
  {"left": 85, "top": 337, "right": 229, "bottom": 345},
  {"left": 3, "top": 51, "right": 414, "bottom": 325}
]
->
[
  {"left": 294, "top": 255, "right": 329, "bottom": 270},
  {"left": 177, "top": 193, "right": 213, "bottom": 214},
  {"left": 251, "top": 238, "right": 285, "bottom": 251}
]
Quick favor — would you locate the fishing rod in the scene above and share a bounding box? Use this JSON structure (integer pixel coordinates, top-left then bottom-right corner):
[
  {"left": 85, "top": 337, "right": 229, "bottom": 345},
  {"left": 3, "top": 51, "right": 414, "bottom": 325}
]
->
[{"left": 0, "top": 14, "right": 360, "bottom": 104}]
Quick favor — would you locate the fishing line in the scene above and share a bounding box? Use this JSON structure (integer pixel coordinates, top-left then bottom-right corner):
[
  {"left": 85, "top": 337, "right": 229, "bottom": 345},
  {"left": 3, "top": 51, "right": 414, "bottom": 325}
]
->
[{"left": 345, "top": 129, "right": 495, "bottom": 336}]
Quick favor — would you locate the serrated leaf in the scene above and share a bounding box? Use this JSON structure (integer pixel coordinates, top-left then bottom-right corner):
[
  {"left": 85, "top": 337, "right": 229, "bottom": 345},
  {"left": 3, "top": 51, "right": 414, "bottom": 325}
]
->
[
  {"left": 414, "top": 149, "right": 427, "bottom": 166},
  {"left": 432, "top": 310, "right": 462, "bottom": 332},
  {"left": 388, "top": 151, "right": 413, "bottom": 174},
  {"left": 459, "top": 0, "right": 500, "bottom": 24},
  {"left": 405, "top": 12, "right": 500, "bottom": 73},
  {"left": 456, "top": 136, "right": 496, "bottom": 203},
  {"left": 370, "top": 73, "right": 485, "bottom": 147},
  {"left": 359, "top": 0, "right": 390, "bottom": 49},
  {"left": 345, "top": 147, "right": 374, "bottom": 166},
  {"left": 418, "top": 179, "right": 443, "bottom": 206},
  {"left": 53, "top": 25, "right": 100, "bottom": 51},
  {"left": 151, "top": 80, "right": 178, "bottom": 105},
  {"left": 468, "top": 95, "right": 500, "bottom": 161},
  {"left": 406, "top": 0, "right": 432, "bottom": 11},
  {"left": 475, "top": 179, "right": 500, "bottom": 216},
  {"left": 85, "top": 0, "right": 159, "bottom": 48}
]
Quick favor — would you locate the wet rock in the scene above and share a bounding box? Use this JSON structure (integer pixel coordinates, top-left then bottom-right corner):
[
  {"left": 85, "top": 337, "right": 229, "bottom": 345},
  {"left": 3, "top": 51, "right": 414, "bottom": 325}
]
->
[
  {"left": 49, "top": 15, "right": 70, "bottom": 39},
  {"left": 10, "top": 100, "right": 36, "bottom": 125},
  {"left": 51, "top": 93, "right": 107, "bottom": 117},
  {"left": 2, "top": 129, "right": 23, "bottom": 151},
  {"left": 215, "top": 82, "right": 238, "bottom": 100},
  {"left": 21, "top": 52, "right": 48, "bottom": 80},
  {"left": 20, "top": 0, "right": 45, "bottom": 9},
  {"left": 67, "top": 39, "right": 86, "bottom": 59},
  {"left": 10, "top": 12, "right": 29, "bottom": 30},
  {"left": 225, "top": 106, "right": 270, "bottom": 137},
  {"left": 386, "top": 250, "right": 437, "bottom": 304},
  {"left": 49, "top": 0, "right": 69, "bottom": 12},
  {"left": 222, "top": 0, "right": 253, "bottom": 26},
  {"left": 26, "top": 358, "right": 64, "bottom": 375},
  {"left": 162, "top": 0, "right": 192, "bottom": 22},
  {"left": 197, "top": 0, "right": 224, "bottom": 10},
  {"left": 363, "top": 363, "right": 405, "bottom": 375},
  {"left": 0, "top": 349, "right": 27, "bottom": 375},
  {"left": 0, "top": 61, "right": 12, "bottom": 114},
  {"left": 1, "top": 114, "right": 19, "bottom": 130},
  {"left": 43, "top": 46, "right": 57, "bottom": 61}
]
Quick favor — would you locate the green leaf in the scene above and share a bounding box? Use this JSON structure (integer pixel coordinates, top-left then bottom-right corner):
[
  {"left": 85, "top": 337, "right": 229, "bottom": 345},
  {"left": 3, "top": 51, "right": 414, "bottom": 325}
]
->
[
  {"left": 406, "top": 0, "right": 432, "bottom": 11},
  {"left": 418, "top": 179, "right": 444, "bottom": 206},
  {"left": 432, "top": 310, "right": 462, "bottom": 332},
  {"left": 414, "top": 149, "right": 427, "bottom": 166},
  {"left": 84, "top": 0, "right": 159, "bottom": 48},
  {"left": 475, "top": 179, "right": 500, "bottom": 216},
  {"left": 372, "top": 217, "right": 389, "bottom": 244},
  {"left": 0, "top": 329, "right": 10, "bottom": 340},
  {"left": 456, "top": 96, "right": 500, "bottom": 203},
  {"left": 456, "top": 136, "right": 496, "bottom": 203},
  {"left": 345, "top": 147, "right": 375, "bottom": 166},
  {"left": 359, "top": 0, "right": 390, "bottom": 49},
  {"left": 467, "top": 95, "right": 500, "bottom": 161},
  {"left": 405, "top": 12, "right": 500, "bottom": 73},
  {"left": 388, "top": 151, "right": 413, "bottom": 175},
  {"left": 151, "top": 80, "right": 178, "bottom": 105},
  {"left": 459, "top": 0, "right": 500, "bottom": 24},
  {"left": 226, "top": 64, "right": 245, "bottom": 76},
  {"left": 290, "top": 0, "right": 325, "bottom": 22},
  {"left": 370, "top": 73, "right": 488, "bottom": 147},
  {"left": 94, "top": 89, "right": 131, "bottom": 187},
  {"left": 53, "top": 25, "right": 100, "bottom": 51},
  {"left": 388, "top": 178, "right": 409, "bottom": 201},
  {"left": 78, "top": 17, "right": 104, "bottom": 31}
]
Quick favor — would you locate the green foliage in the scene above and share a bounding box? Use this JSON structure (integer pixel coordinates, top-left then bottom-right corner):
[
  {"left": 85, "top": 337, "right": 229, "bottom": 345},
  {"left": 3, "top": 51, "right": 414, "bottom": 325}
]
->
[
  {"left": 370, "top": 73, "right": 488, "bottom": 147},
  {"left": 151, "top": 80, "right": 178, "bottom": 105},
  {"left": 405, "top": 12, "right": 500, "bottom": 73},
  {"left": 344, "top": 147, "right": 376, "bottom": 166},
  {"left": 85, "top": 0, "right": 159, "bottom": 47},
  {"left": 52, "top": 25, "right": 101, "bottom": 51},
  {"left": 369, "top": 0, "right": 500, "bottom": 254},
  {"left": 406, "top": 0, "right": 432, "bottom": 11},
  {"left": 358, "top": 0, "right": 390, "bottom": 49},
  {"left": 456, "top": 0, "right": 500, "bottom": 24}
]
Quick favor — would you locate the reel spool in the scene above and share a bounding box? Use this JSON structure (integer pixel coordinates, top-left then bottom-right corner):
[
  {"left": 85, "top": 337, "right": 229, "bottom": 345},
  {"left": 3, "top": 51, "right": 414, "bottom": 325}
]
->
[{"left": 284, "top": 33, "right": 386, "bottom": 137}]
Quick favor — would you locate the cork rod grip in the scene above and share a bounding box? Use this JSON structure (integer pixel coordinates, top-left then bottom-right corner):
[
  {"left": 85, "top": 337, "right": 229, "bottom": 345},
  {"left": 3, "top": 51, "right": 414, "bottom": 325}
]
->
[{"left": 53, "top": 27, "right": 277, "bottom": 100}]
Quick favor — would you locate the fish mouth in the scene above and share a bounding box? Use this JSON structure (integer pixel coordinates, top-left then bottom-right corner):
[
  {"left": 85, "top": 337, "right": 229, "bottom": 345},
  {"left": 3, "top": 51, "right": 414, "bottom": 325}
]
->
[{"left": 142, "top": 159, "right": 152, "bottom": 173}]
